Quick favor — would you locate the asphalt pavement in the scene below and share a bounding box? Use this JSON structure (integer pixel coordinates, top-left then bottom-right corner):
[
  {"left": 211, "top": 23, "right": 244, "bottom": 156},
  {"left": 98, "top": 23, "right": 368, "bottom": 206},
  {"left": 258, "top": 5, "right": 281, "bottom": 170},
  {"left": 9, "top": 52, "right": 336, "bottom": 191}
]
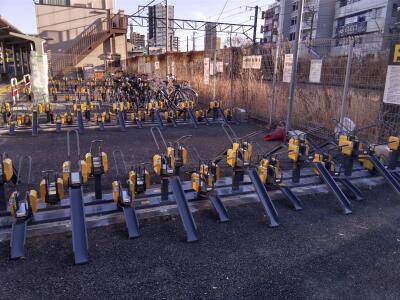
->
[
  {"left": 1, "top": 122, "right": 400, "bottom": 299},
  {"left": 0, "top": 185, "right": 399, "bottom": 299}
]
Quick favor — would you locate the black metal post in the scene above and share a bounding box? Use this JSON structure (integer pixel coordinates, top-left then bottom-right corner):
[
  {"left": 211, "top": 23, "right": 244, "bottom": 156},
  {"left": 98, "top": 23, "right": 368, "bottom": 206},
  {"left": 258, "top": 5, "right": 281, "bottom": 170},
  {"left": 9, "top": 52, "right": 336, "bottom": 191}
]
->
[
  {"left": 161, "top": 177, "right": 169, "bottom": 200},
  {"left": 94, "top": 174, "right": 102, "bottom": 200}
]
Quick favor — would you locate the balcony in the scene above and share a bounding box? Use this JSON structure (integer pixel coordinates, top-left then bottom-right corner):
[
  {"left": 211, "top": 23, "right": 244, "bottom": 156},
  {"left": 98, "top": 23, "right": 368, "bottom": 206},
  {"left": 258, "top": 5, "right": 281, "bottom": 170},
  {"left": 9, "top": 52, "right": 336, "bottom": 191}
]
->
[
  {"left": 336, "top": 21, "right": 367, "bottom": 38},
  {"left": 337, "top": 0, "right": 361, "bottom": 8},
  {"left": 262, "top": 9, "right": 275, "bottom": 20}
]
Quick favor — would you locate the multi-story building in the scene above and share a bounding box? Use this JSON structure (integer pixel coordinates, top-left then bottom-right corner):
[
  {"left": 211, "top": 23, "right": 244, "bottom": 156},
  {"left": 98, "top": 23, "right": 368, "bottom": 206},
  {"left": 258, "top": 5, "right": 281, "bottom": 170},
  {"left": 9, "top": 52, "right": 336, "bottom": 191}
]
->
[
  {"left": 261, "top": 0, "right": 336, "bottom": 56},
  {"left": 127, "top": 41, "right": 145, "bottom": 57},
  {"left": 130, "top": 31, "right": 146, "bottom": 49},
  {"left": 148, "top": 4, "right": 178, "bottom": 51},
  {"left": 331, "top": 0, "right": 400, "bottom": 55},
  {"left": 35, "top": 0, "right": 127, "bottom": 76},
  {"left": 204, "top": 22, "right": 217, "bottom": 50},
  {"left": 261, "top": 2, "right": 280, "bottom": 43}
]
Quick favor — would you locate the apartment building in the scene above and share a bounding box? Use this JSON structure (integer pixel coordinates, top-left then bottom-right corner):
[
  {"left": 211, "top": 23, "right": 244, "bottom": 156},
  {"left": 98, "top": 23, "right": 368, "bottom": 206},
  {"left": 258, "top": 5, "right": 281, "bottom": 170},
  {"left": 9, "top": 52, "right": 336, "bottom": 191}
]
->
[
  {"left": 331, "top": 0, "right": 400, "bottom": 55},
  {"left": 261, "top": 2, "right": 280, "bottom": 43},
  {"left": 204, "top": 22, "right": 217, "bottom": 50},
  {"left": 261, "top": 0, "right": 336, "bottom": 43},
  {"left": 130, "top": 31, "right": 146, "bottom": 49},
  {"left": 148, "top": 4, "right": 178, "bottom": 52}
]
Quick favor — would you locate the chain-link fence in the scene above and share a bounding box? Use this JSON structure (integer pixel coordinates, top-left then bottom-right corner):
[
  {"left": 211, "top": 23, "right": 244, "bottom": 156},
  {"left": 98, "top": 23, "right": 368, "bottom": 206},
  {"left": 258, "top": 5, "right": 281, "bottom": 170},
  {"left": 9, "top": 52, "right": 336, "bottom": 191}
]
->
[{"left": 127, "top": 32, "right": 400, "bottom": 142}]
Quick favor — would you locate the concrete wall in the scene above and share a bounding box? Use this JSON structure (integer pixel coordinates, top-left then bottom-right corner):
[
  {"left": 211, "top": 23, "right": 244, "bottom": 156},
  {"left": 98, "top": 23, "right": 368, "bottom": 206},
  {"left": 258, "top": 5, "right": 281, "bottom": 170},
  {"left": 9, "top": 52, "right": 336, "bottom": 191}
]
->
[
  {"left": 70, "top": 0, "right": 114, "bottom": 9},
  {"left": 335, "top": 0, "right": 387, "bottom": 19},
  {"left": 36, "top": 1, "right": 127, "bottom": 71},
  {"left": 35, "top": 4, "right": 108, "bottom": 53},
  {"left": 75, "top": 40, "right": 104, "bottom": 68},
  {"left": 114, "top": 34, "right": 127, "bottom": 69}
]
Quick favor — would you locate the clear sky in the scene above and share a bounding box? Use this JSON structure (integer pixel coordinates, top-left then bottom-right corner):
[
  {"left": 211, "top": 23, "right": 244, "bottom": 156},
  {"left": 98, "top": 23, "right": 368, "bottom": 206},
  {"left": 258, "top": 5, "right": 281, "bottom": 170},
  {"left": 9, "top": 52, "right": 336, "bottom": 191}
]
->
[{"left": 0, "top": 0, "right": 273, "bottom": 50}]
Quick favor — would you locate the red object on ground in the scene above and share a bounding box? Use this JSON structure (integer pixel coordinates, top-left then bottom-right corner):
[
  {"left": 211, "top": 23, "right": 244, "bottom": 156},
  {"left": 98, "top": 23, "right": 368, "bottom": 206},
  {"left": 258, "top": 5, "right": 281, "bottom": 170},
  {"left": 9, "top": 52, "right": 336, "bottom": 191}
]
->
[{"left": 264, "top": 127, "right": 286, "bottom": 141}]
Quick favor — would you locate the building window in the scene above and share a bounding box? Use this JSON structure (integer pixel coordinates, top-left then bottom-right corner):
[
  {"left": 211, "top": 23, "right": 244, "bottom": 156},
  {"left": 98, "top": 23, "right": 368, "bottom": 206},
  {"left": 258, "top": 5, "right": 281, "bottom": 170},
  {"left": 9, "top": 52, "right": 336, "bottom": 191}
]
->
[
  {"left": 339, "top": 0, "right": 361, "bottom": 7},
  {"left": 393, "top": 4, "right": 399, "bottom": 17},
  {"left": 291, "top": 16, "right": 297, "bottom": 26},
  {"left": 289, "top": 32, "right": 296, "bottom": 41},
  {"left": 292, "top": 2, "right": 298, "bottom": 11},
  {"left": 40, "top": 0, "right": 70, "bottom": 5},
  {"left": 358, "top": 15, "right": 366, "bottom": 22},
  {"left": 337, "top": 18, "right": 345, "bottom": 27}
]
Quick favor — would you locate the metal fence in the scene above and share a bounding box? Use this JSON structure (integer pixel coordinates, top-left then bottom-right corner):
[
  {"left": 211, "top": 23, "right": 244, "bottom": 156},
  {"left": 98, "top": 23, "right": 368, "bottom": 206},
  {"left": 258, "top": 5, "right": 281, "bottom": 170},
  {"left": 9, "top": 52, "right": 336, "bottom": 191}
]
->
[{"left": 128, "top": 32, "right": 400, "bottom": 142}]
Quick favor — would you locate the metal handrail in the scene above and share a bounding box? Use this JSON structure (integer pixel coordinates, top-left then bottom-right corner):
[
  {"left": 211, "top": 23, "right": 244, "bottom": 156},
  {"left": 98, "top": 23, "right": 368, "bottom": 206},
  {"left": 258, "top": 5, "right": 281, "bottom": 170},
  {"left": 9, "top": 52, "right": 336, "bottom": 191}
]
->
[{"left": 52, "top": 12, "right": 127, "bottom": 75}]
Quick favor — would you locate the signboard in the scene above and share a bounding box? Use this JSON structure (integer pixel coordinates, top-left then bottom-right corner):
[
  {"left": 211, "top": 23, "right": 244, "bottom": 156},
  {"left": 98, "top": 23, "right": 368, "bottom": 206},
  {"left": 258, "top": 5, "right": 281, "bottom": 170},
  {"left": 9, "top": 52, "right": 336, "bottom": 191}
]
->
[
  {"left": 242, "top": 55, "right": 262, "bottom": 69},
  {"left": 216, "top": 61, "right": 224, "bottom": 73},
  {"left": 309, "top": 59, "right": 322, "bottom": 83},
  {"left": 154, "top": 61, "right": 160, "bottom": 70},
  {"left": 383, "top": 42, "right": 400, "bottom": 105},
  {"left": 209, "top": 61, "right": 224, "bottom": 75},
  {"left": 30, "top": 52, "right": 49, "bottom": 103},
  {"left": 282, "top": 54, "right": 293, "bottom": 83},
  {"left": 252, "top": 55, "right": 262, "bottom": 69},
  {"left": 171, "top": 61, "right": 175, "bottom": 76},
  {"left": 203, "top": 57, "right": 210, "bottom": 84},
  {"left": 336, "top": 21, "right": 367, "bottom": 38},
  {"left": 209, "top": 62, "right": 214, "bottom": 76},
  {"left": 167, "top": 61, "right": 176, "bottom": 76},
  {"left": 83, "top": 64, "right": 94, "bottom": 80},
  {"left": 144, "top": 62, "right": 152, "bottom": 74},
  {"left": 11, "top": 105, "right": 29, "bottom": 112}
]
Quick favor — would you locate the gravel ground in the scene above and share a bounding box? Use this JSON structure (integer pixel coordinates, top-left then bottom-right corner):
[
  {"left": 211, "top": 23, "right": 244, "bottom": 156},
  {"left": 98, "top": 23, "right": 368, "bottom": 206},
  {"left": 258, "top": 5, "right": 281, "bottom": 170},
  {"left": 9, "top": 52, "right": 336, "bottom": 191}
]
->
[{"left": 0, "top": 185, "right": 399, "bottom": 299}]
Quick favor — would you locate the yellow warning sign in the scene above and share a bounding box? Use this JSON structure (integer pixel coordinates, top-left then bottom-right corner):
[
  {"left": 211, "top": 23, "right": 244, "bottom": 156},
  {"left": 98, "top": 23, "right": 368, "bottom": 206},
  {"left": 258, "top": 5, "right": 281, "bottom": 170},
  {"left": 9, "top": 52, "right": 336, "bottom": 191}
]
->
[{"left": 390, "top": 42, "right": 400, "bottom": 65}]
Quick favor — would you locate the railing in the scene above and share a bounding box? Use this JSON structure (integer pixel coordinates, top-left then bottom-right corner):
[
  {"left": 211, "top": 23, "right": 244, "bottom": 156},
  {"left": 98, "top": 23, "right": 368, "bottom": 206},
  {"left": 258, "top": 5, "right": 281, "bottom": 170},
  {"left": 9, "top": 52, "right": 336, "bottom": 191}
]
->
[
  {"left": 52, "top": 12, "right": 127, "bottom": 75},
  {"left": 336, "top": 21, "right": 367, "bottom": 38},
  {"left": 338, "top": 0, "right": 362, "bottom": 8},
  {"left": 110, "top": 13, "right": 127, "bottom": 30}
]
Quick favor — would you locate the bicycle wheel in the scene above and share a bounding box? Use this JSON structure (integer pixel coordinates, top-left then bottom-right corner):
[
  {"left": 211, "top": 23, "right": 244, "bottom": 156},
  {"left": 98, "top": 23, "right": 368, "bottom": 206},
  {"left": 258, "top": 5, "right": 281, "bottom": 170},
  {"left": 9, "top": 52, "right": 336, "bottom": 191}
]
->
[{"left": 180, "top": 87, "right": 199, "bottom": 105}]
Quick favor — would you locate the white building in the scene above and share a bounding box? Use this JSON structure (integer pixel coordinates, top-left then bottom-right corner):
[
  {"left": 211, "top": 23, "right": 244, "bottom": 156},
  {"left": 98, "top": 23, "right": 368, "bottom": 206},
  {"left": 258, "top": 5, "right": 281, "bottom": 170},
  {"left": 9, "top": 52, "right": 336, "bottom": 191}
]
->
[
  {"left": 261, "top": 0, "right": 337, "bottom": 56},
  {"left": 331, "top": 0, "right": 400, "bottom": 55}
]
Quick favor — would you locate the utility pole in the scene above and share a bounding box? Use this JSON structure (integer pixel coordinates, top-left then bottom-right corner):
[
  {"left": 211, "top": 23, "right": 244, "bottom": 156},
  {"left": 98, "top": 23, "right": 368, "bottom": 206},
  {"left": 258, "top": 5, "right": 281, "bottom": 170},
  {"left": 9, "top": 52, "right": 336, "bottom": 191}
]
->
[
  {"left": 270, "top": 0, "right": 285, "bottom": 125},
  {"left": 165, "top": 0, "right": 169, "bottom": 77},
  {"left": 253, "top": 5, "right": 259, "bottom": 44},
  {"left": 230, "top": 32, "right": 233, "bottom": 107},
  {"left": 339, "top": 37, "right": 354, "bottom": 128},
  {"left": 192, "top": 32, "right": 196, "bottom": 51},
  {"left": 285, "top": 0, "right": 304, "bottom": 132},
  {"left": 213, "top": 49, "right": 217, "bottom": 99},
  {"left": 147, "top": 36, "right": 150, "bottom": 55},
  {"left": 187, "top": 36, "right": 189, "bottom": 52}
]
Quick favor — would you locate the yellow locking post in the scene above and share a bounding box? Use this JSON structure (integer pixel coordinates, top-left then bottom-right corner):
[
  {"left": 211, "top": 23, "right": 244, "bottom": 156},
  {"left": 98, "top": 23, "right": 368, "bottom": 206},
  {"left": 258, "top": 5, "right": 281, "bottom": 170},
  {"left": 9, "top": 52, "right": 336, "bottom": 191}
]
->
[
  {"left": 0, "top": 155, "right": 14, "bottom": 210},
  {"left": 287, "top": 134, "right": 310, "bottom": 183},
  {"left": 40, "top": 170, "right": 64, "bottom": 205},
  {"left": 8, "top": 155, "right": 37, "bottom": 223},
  {"left": 85, "top": 140, "right": 108, "bottom": 200},
  {"left": 338, "top": 134, "right": 361, "bottom": 176},
  {"left": 388, "top": 136, "right": 400, "bottom": 170}
]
